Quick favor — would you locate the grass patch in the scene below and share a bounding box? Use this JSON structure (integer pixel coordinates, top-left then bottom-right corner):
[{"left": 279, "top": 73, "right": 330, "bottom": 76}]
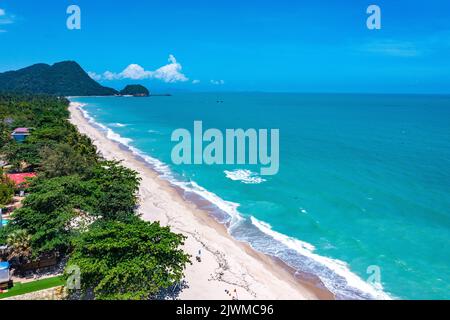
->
[{"left": 0, "top": 276, "right": 65, "bottom": 299}]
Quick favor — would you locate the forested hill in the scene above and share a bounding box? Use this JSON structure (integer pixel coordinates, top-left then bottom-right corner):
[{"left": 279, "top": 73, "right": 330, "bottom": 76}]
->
[
  {"left": 120, "top": 84, "right": 150, "bottom": 96},
  {"left": 0, "top": 61, "right": 118, "bottom": 96}
]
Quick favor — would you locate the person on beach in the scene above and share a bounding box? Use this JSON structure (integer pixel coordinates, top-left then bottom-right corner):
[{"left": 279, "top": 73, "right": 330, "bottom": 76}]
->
[{"left": 196, "top": 249, "right": 202, "bottom": 262}]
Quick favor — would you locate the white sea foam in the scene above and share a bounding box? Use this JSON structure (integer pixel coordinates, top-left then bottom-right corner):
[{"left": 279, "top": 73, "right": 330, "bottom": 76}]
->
[
  {"left": 72, "top": 100, "right": 392, "bottom": 300},
  {"left": 224, "top": 169, "right": 266, "bottom": 184},
  {"left": 110, "top": 123, "right": 128, "bottom": 128},
  {"left": 105, "top": 128, "right": 133, "bottom": 145},
  {"left": 77, "top": 104, "right": 133, "bottom": 146},
  {"left": 250, "top": 216, "right": 392, "bottom": 300}
]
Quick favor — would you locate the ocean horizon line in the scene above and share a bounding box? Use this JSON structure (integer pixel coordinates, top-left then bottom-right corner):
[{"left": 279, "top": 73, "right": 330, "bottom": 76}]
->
[{"left": 69, "top": 90, "right": 450, "bottom": 97}]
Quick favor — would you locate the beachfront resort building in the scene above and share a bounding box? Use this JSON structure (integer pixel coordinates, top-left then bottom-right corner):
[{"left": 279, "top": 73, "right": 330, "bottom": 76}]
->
[{"left": 11, "top": 128, "right": 31, "bottom": 142}]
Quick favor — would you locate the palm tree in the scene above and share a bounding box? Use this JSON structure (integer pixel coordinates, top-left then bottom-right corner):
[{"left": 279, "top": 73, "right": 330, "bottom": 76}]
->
[{"left": 6, "top": 229, "right": 32, "bottom": 264}]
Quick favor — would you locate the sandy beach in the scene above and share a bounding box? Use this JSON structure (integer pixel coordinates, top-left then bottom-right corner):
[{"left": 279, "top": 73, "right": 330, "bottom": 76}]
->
[{"left": 68, "top": 102, "right": 333, "bottom": 300}]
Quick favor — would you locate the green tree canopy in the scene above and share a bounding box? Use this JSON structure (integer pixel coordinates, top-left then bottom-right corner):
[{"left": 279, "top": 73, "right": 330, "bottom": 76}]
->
[
  {"left": 0, "top": 183, "right": 14, "bottom": 206},
  {"left": 39, "top": 143, "right": 96, "bottom": 178},
  {"left": 9, "top": 175, "right": 97, "bottom": 256},
  {"left": 88, "top": 161, "right": 141, "bottom": 220},
  {"left": 66, "top": 220, "right": 190, "bottom": 300},
  {"left": 0, "top": 171, "right": 14, "bottom": 206}
]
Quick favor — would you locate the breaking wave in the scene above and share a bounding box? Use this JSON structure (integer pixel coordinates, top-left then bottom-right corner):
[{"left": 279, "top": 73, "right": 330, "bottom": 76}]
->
[{"left": 224, "top": 169, "right": 266, "bottom": 184}]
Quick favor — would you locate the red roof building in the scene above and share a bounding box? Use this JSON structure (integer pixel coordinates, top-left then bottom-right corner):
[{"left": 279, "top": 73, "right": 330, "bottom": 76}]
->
[{"left": 6, "top": 173, "right": 37, "bottom": 187}]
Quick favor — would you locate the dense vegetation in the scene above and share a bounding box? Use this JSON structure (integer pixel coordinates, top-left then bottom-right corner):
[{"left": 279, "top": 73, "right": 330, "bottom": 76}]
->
[
  {"left": 0, "top": 170, "right": 14, "bottom": 206},
  {"left": 68, "top": 220, "right": 189, "bottom": 300},
  {"left": 0, "top": 62, "right": 118, "bottom": 96},
  {"left": 0, "top": 94, "right": 190, "bottom": 299},
  {"left": 119, "top": 84, "right": 150, "bottom": 97}
]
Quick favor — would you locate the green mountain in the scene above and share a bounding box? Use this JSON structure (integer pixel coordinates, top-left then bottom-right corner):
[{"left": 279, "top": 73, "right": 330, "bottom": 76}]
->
[
  {"left": 0, "top": 61, "right": 118, "bottom": 96},
  {"left": 119, "top": 84, "right": 150, "bottom": 97}
]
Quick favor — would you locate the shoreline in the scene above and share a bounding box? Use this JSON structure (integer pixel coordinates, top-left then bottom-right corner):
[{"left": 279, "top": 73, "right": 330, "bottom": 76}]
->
[{"left": 68, "top": 101, "right": 334, "bottom": 300}]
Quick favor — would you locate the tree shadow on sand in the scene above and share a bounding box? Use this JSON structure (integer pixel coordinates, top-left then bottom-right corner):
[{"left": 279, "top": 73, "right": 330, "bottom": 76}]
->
[{"left": 155, "top": 280, "right": 189, "bottom": 300}]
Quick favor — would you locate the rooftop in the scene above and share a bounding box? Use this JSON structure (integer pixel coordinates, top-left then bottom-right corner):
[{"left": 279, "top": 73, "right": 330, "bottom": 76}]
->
[
  {"left": 12, "top": 128, "right": 30, "bottom": 134},
  {"left": 6, "top": 173, "right": 37, "bottom": 186},
  {"left": 0, "top": 262, "right": 9, "bottom": 270}
]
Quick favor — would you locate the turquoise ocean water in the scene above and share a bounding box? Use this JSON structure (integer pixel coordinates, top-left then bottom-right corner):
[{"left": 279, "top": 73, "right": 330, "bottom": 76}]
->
[{"left": 72, "top": 93, "right": 450, "bottom": 300}]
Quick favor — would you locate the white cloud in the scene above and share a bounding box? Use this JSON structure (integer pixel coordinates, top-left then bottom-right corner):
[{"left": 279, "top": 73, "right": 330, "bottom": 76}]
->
[
  {"left": 192, "top": 80, "right": 200, "bottom": 84},
  {"left": 120, "top": 64, "right": 153, "bottom": 80},
  {"left": 103, "top": 71, "right": 121, "bottom": 81},
  {"left": 210, "top": 79, "right": 225, "bottom": 85},
  {"left": 152, "top": 55, "right": 188, "bottom": 83},
  {"left": 0, "top": 9, "right": 14, "bottom": 25},
  {"left": 87, "top": 72, "right": 102, "bottom": 81},
  {"left": 89, "top": 55, "right": 189, "bottom": 83},
  {"left": 0, "top": 10, "right": 17, "bottom": 34}
]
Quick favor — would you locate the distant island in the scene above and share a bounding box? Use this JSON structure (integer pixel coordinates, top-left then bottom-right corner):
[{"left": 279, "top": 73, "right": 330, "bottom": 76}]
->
[
  {"left": 119, "top": 84, "right": 150, "bottom": 97},
  {"left": 0, "top": 61, "right": 153, "bottom": 97}
]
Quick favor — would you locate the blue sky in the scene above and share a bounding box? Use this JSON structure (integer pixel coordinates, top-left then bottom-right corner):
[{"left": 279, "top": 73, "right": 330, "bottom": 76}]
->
[{"left": 0, "top": 0, "right": 450, "bottom": 93}]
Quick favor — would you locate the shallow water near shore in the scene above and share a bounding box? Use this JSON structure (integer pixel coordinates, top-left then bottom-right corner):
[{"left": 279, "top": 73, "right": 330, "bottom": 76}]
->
[{"left": 71, "top": 93, "right": 450, "bottom": 300}]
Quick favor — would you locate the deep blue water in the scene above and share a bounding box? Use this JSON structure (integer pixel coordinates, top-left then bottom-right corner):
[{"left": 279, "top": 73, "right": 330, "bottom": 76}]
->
[{"left": 72, "top": 93, "right": 450, "bottom": 300}]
